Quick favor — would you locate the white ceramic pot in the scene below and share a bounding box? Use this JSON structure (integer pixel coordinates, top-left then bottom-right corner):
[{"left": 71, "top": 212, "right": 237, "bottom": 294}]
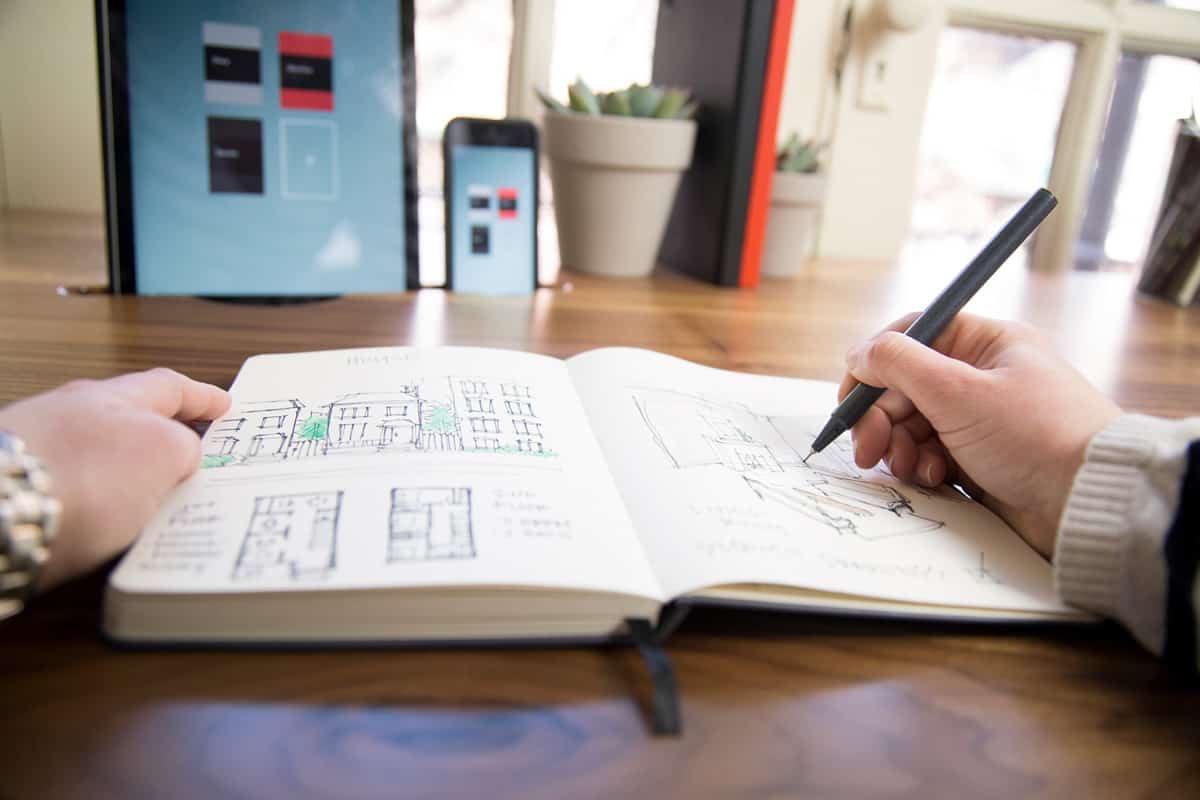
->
[
  {"left": 760, "top": 171, "right": 828, "bottom": 279},
  {"left": 542, "top": 111, "right": 696, "bottom": 278}
]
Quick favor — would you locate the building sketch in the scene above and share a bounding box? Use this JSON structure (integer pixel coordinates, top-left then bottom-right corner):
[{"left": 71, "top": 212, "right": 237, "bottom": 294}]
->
[
  {"left": 631, "top": 388, "right": 943, "bottom": 540},
  {"left": 206, "top": 400, "right": 303, "bottom": 464},
  {"left": 321, "top": 390, "right": 428, "bottom": 455},
  {"left": 233, "top": 491, "right": 341, "bottom": 581},
  {"left": 454, "top": 379, "right": 544, "bottom": 454},
  {"left": 203, "top": 376, "right": 555, "bottom": 467},
  {"left": 388, "top": 487, "right": 475, "bottom": 562}
]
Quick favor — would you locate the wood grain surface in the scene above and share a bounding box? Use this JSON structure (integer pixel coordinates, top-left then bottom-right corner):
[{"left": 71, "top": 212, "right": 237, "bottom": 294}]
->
[{"left": 0, "top": 209, "right": 1198, "bottom": 799}]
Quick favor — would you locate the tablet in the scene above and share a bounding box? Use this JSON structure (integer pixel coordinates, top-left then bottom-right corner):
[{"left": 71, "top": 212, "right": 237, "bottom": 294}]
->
[{"left": 96, "top": 0, "right": 419, "bottom": 295}]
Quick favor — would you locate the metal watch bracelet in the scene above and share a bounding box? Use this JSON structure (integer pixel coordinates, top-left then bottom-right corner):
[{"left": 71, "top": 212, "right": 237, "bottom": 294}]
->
[{"left": 0, "top": 430, "right": 61, "bottom": 621}]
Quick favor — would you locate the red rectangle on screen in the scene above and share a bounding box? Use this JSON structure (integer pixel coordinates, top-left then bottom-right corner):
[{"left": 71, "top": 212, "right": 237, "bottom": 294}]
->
[
  {"left": 281, "top": 89, "right": 334, "bottom": 111},
  {"left": 278, "top": 32, "right": 333, "bottom": 59},
  {"left": 279, "top": 32, "right": 333, "bottom": 111},
  {"left": 497, "top": 188, "right": 518, "bottom": 219}
]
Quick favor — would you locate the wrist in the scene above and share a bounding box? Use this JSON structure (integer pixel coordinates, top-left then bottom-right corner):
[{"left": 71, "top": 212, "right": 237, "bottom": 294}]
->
[{"left": 0, "top": 429, "right": 63, "bottom": 618}]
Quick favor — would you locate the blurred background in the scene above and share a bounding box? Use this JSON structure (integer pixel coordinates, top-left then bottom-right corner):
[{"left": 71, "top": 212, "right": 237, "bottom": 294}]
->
[{"left": 1, "top": 0, "right": 1198, "bottom": 285}]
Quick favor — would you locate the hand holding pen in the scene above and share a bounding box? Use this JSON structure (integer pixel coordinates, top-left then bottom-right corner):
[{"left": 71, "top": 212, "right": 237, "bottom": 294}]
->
[
  {"left": 813, "top": 190, "right": 1123, "bottom": 557},
  {"left": 807, "top": 188, "right": 1060, "bottom": 461}
]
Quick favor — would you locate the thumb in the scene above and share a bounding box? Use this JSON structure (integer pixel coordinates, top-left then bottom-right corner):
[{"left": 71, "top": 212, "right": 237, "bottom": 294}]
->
[{"left": 845, "top": 331, "right": 984, "bottom": 423}]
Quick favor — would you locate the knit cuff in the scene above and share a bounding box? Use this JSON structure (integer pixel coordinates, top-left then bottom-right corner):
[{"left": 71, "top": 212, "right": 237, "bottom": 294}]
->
[
  {"left": 1053, "top": 416, "right": 1148, "bottom": 616},
  {"left": 1054, "top": 414, "right": 1200, "bottom": 654}
]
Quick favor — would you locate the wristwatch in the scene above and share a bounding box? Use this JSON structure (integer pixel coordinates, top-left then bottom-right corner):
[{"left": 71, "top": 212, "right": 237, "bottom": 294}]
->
[{"left": 0, "top": 430, "right": 61, "bottom": 621}]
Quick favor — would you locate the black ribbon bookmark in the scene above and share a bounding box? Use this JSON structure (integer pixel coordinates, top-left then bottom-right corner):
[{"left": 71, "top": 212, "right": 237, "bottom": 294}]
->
[{"left": 625, "top": 618, "right": 682, "bottom": 736}]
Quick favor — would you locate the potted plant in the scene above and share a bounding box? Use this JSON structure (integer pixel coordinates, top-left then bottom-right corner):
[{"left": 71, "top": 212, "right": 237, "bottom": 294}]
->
[
  {"left": 761, "top": 132, "right": 828, "bottom": 279},
  {"left": 536, "top": 79, "right": 697, "bottom": 278}
]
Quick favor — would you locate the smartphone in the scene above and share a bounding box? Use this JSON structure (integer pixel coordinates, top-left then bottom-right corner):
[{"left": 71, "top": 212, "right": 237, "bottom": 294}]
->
[{"left": 443, "top": 117, "right": 538, "bottom": 293}]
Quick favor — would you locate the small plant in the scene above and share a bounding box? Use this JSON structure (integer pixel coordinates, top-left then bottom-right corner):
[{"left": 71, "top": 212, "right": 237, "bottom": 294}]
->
[
  {"left": 536, "top": 77, "right": 697, "bottom": 120},
  {"left": 776, "top": 132, "right": 825, "bottom": 174}
]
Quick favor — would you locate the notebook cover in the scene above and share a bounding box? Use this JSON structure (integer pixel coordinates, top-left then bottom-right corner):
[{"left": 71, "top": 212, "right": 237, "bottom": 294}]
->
[{"left": 652, "top": 0, "right": 778, "bottom": 286}]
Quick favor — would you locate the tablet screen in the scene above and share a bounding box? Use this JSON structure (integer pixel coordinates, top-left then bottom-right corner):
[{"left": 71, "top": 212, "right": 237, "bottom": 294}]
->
[{"left": 119, "top": 0, "right": 413, "bottom": 295}]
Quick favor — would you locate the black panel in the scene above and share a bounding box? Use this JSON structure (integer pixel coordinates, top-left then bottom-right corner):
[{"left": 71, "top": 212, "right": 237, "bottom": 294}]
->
[
  {"left": 470, "top": 225, "right": 490, "bottom": 255},
  {"left": 207, "top": 117, "right": 264, "bottom": 194},
  {"left": 204, "top": 45, "right": 261, "bottom": 84},
  {"left": 279, "top": 55, "right": 332, "bottom": 91}
]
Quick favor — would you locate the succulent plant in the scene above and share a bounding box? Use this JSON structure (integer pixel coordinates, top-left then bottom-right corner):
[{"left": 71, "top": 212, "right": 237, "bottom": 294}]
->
[
  {"left": 776, "top": 132, "right": 825, "bottom": 174},
  {"left": 536, "top": 78, "right": 697, "bottom": 120}
]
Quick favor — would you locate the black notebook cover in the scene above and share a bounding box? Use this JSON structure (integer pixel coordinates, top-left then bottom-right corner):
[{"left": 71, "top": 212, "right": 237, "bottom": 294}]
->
[{"left": 652, "top": 0, "right": 777, "bottom": 287}]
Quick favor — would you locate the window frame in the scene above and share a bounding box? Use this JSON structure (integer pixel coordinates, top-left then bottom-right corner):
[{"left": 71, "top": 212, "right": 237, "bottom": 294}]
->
[{"left": 929, "top": 0, "right": 1200, "bottom": 271}]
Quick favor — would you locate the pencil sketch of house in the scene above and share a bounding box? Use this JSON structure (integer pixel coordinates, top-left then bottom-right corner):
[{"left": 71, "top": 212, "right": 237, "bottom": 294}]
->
[
  {"left": 454, "top": 379, "right": 545, "bottom": 454},
  {"left": 204, "top": 399, "right": 303, "bottom": 463},
  {"left": 322, "top": 390, "right": 436, "bottom": 454},
  {"left": 203, "top": 375, "right": 555, "bottom": 468},
  {"left": 631, "top": 387, "right": 943, "bottom": 539}
]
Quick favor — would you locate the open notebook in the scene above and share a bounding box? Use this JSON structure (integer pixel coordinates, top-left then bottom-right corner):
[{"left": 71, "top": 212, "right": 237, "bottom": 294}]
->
[{"left": 104, "top": 346, "right": 1085, "bottom": 643}]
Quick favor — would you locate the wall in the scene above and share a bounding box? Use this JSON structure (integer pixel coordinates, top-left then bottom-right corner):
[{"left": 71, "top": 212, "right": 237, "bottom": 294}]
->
[
  {"left": 775, "top": 0, "right": 842, "bottom": 148},
  {"left": 819, "top": 0, "right": 943, "bottom": 261},
  {"left": 0, "top": 0, "right": 104, "bottom": 212}
]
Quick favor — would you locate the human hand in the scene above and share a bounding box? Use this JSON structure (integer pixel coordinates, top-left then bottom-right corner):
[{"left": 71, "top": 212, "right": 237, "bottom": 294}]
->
[
  {"left": 838, "top": 313, "right": 1121, "bottom": 558},
  {"left": 0, "top": 369, "right": 230, "bottom": 590}
]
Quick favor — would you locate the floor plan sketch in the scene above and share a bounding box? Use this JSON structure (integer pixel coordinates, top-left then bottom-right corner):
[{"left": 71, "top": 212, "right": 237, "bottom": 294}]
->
[
  {"left": 387, "top": 487, "right": 475, "bottom": 562},
  {"left": 233, "top": 491, "right": 342, "bottom": 581},
  {"left": 202, "top": 376, "right": 556, "bottom": 468},
  {"left": 631, "top": 388, "right": 944, "bottom": 540}
]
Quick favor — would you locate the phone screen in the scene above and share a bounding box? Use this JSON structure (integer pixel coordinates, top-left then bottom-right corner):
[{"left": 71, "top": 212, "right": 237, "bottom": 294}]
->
[{"left": 448, "top": 143, "right": 536, "bottom": 294}]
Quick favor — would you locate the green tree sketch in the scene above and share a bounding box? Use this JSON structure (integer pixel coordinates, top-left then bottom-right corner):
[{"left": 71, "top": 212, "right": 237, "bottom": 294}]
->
[
  {"left": 426, "top": 404, "right": 456, "bottom": 434},
  {"left": 300, "top": 414, "right": 329, "bottom": 440}
]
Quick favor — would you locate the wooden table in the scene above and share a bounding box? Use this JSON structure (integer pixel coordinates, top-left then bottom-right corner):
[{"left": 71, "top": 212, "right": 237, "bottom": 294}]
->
[{"left": 1, "top": 209, "right": 1198, "bottom": 798}]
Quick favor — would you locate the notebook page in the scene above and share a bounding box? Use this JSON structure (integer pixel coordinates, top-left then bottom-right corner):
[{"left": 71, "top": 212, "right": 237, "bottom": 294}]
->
[
  {"left": 567, "top": 348, "right": 1071, "bottom": 614},
  {"left": 111, "top": 347, "right": 662, "bottom": 603}
]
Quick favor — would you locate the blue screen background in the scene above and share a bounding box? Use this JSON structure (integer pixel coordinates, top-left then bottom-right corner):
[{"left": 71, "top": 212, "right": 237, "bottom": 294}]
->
[
  {"left": 450, "top": 145, "right": 535, "bottom": 295},
  {"left": 126, "top": 0, "right": 407, "bottom": 295}
]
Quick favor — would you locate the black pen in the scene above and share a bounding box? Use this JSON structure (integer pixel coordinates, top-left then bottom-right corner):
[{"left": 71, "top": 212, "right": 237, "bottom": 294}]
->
[{"left": 804, "top": 187, "right": 1058, "bottom": 462}]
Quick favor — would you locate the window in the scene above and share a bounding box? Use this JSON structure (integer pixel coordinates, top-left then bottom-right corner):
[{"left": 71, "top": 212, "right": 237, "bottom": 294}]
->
[
  {"left": 500, "top": 383, "right": 532, "bottom": 397},
  {"left": 259, "top": 414, "right": 286, "bottom": 429},
  {"left": 473, "top": 436, "right": 500, "bottom": 450},
  {"left": 337, "top": 422, "right": 368, "bottom": 441},
  {"left": 337, "top": 406, "right": 370, "bottom": 420},
  {"left": 470, "top": 417, "right": 500, "bottom": 434},
  {"left": 1076, "top": 53, "right": 1200, "bottom": 271},
  {"left": 517, "top": 438, "right": 544, "bottom": 454},
  {"left": 415, "top": 0, "right": 514, "bottom": 286},
  {"left": 466, "top": 397, "right": 495, "bottom": 414},
  {"left": 385, "top": 405, "right": 410, "bottom": 417},
  {"left": 249, "top": 433, "right": 285, "bottom": 456},
  {"left": 214, "top": 418, "right": 244, "bottom": 433},
  {"left": 460, "top": 380, "right": 489, "bottom": 396},
  {"left": 547, "top": 1, "right": 658, "bottom": 99},
  {"left": 504, "top": 399, "right": 535, "bottom": 417},
  {"left": 902, "top": 27, "right": 1076, "bottom": 273},
  {"left": 512, "top": 419, "right": 542, "bottom": 437}
]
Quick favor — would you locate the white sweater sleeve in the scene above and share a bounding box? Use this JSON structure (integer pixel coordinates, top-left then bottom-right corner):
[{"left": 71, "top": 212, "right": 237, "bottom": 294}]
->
[{"left": 1054, "top": 414, "right": 1200, "bottom": 669}]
